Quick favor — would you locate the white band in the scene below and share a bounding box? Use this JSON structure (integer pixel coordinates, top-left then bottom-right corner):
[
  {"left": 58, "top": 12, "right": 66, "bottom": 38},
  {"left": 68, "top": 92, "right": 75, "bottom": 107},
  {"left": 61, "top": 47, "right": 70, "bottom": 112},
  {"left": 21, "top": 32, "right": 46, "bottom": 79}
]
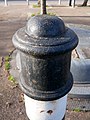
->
[{"left": 24, "top": 94, "right": 67, "bottom": 120}]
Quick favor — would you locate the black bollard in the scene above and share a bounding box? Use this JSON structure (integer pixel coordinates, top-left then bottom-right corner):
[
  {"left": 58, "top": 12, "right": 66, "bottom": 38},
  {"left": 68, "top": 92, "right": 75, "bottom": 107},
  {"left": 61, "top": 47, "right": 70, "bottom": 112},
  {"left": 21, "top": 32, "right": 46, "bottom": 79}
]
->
[{"left": 12, "top": 15, "right": 78, "bottom": 120}]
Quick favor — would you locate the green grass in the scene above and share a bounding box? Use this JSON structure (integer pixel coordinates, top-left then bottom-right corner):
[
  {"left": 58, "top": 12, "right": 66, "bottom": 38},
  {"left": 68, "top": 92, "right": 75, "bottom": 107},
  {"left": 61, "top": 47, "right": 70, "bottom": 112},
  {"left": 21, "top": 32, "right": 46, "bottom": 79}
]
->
[
  {"left": 47, "top": 12, "right": 56, "bottom": 16},
  {"left": 4, "top": 55, "right": 17, "bottom": 84},
  {"left": 5, "top": 56, "right": 11, "bottom": 61},
  {"left": 8, "top": 75, "right": 16, "bottom": 83},
  {"left": 33, "top": 4, "right": 40, "bottom": 8},
  {"left": 31, "top": 13, "right": 36, "bottom": 17},
  {"left": 33, "top": 4, "right": 48, "bottom": 8},
  {"left": 5, "top": 61, "right": 10, "bottom": 70},
  {"left": 4, "top": 56, "right": 11, "bottom": 70},
  {"left": 31, "top": 12, "right": 56, "bottom": 17},
  {"left": 73, "top": 108, "right": 81, "bottom": 112}
]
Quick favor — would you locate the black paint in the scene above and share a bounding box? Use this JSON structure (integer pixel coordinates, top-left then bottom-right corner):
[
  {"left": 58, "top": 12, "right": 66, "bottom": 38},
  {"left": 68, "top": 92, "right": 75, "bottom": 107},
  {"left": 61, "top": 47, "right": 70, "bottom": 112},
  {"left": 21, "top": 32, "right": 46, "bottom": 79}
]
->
[{"left": 12, "top": 15, "right": 78, "bottom": 101}]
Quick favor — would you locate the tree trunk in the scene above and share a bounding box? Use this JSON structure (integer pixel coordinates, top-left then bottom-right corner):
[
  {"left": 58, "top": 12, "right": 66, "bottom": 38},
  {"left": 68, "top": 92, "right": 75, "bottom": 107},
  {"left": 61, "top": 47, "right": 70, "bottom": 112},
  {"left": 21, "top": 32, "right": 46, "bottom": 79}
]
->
[
  {"left": 82, "top": 0, "right": 88, "bottom": 6},
  {"left": 69, "top": 0, "right": 72, "bottom": 6},
  {"left": 38, "top": 0, "right": 41, "bottom": 6},
  {"left": 41, "top": 0, "right": 47, "bottom": 14}
]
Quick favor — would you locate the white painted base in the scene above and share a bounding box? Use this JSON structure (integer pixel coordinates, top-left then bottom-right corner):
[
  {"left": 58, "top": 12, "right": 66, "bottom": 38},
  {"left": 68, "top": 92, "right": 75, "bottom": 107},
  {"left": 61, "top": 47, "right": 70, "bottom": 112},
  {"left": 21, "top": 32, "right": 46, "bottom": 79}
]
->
[
  {"left": 24, "top": 94, "right": 67, "bottom": 120},
  {"left": 59, "top": 0, "right": 61, "bottom": 5}
]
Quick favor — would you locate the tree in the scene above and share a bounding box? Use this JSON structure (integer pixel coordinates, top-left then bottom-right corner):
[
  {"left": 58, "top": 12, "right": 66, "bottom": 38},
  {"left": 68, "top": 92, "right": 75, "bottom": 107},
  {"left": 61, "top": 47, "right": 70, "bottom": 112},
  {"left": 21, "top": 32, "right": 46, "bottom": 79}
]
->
[
  {"left": 81, "top": 0, "right": 88, "bottom": 6},
  {"left": 69, "top": 0, "right": 75, "bottom": 7},
  {"left": 69, "top": 0, "right": 89, "bottom": 6},
  {"left": 38, "top": 0, "right": 41, "bottom": 6},
  {"left": 37, "top": 0, "right": 47, "bottom": 14},
  {"left": 40, "top": 0, "right": 47, "bottom": 14},
  {"left": 69, "top": 0, "right": 72, "bottom": 6}
]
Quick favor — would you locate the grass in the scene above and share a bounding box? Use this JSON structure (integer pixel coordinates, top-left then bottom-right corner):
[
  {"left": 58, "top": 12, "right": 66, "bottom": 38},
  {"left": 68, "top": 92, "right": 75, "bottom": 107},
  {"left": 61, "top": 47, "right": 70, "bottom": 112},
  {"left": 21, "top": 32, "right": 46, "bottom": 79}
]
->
[
  {"left": 33, "top": 4, "right": 48, "bottom": 8},
  {"left": 31, "top": 12, "right": 56, "bottom": 17},
  {"left": 5, "top": 56, "right": 11, "bottom": 61},
  {"left": 4, "top": 55, "right": 11, "bottom": 70},
  {"left": 5, "top": 61, "right": 10, "bottom": 70},
  {"left": 4, "top": 55, "right": 17, "bottom": 84},
  {"left": 33, "top": 4, "right": 40, "bottom": 8},
  {"left": 31, "top": 13, "right": 36, "bottom": 17},
  {"left": 8, "top": 75, "right": 16, "bottom": 83},
  {"left": 73, "top": 108, "right": 81, "bottom": 112},
  {"left": 47, "top": 12, "right": 56, "bottom": 16}
]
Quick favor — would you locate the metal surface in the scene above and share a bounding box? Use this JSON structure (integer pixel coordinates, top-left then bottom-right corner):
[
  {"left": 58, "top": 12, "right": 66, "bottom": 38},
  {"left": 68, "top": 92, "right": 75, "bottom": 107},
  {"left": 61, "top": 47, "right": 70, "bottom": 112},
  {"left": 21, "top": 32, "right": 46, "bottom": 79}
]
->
[
  {"left": 5, "top": 0, "right": 8, "bottom": 6},
  {"left": 12, "top": 15, "right": 78, "bottom": 101},
  {"left": 26, "top": 15, "right": 65, "bottom": 37},
  {"left": 24, "top": 94, "right": 67, "bottom": 120}
]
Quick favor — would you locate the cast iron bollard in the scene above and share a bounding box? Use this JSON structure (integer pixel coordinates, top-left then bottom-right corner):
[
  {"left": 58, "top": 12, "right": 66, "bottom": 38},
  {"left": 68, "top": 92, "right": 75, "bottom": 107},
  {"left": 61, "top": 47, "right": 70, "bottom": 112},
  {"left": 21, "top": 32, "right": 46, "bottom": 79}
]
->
[{"left": 12, "top": 15, "right": 78, "bottom": 120}]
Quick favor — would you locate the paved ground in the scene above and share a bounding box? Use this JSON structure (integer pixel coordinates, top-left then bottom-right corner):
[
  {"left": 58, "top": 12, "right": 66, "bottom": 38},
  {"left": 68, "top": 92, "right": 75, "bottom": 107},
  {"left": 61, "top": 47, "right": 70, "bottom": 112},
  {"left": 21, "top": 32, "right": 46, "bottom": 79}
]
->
[
  {"left": 0, "top": 4, "right": 90, "bottom": 57},
  {"left": 0, "top": 2, "right": 90, "bottom": 120}
]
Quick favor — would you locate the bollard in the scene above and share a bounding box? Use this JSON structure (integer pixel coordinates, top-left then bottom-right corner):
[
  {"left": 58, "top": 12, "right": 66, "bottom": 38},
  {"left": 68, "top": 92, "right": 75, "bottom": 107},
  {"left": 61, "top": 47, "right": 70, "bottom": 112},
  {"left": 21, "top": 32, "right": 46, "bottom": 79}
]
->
[
  {"left": 5, "top": 0, "right": 8, "bottom": 6},
  {"left": 59, "top": 0, "right": 61, "bottom": 5},
  {"left": 12, "top": 15, "right": 78, "bottom": 120}
]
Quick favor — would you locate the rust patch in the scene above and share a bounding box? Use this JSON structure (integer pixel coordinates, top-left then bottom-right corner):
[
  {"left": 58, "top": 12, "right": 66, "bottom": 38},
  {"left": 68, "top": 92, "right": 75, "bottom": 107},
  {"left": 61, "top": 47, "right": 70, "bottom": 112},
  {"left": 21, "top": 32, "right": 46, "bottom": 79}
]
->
[
  {"left": 40, "top": 110, "right": 45, "bottom": 113},
  {"left": 47, "top": 110, "right": 53, "bottom": 115}
]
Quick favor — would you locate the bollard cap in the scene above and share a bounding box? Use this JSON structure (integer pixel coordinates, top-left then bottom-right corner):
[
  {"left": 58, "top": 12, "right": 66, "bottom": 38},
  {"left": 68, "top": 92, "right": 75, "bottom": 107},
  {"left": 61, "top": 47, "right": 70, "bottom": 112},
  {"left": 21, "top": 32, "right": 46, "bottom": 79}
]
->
[
  {"left": 12, "top": 15, "right": 79, "bottom": 101},
  {"left": 12, "top": 15, "right": 78, "bottom": 57},
  {"left": 26, "top": 15, "right": 65, "bottom": 37}
]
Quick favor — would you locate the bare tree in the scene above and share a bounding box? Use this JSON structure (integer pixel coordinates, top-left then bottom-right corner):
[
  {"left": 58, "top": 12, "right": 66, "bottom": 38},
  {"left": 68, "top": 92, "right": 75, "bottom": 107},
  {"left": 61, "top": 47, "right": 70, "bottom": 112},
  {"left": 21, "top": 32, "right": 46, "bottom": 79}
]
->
[
  {"left": 69, "top": 0, "right": 89, "bottom": 6},
  {"left": 82, "top": 0, "right": 88, "bottom": 6},
  {"left": 38, "top": 0, "right": 41, "bottom": 6},
  {"left": 69, "top": 0, "right": 72, "bottom": 6},
  {"left": 40, "top": 0, "right": 47, "bottom": 14}
]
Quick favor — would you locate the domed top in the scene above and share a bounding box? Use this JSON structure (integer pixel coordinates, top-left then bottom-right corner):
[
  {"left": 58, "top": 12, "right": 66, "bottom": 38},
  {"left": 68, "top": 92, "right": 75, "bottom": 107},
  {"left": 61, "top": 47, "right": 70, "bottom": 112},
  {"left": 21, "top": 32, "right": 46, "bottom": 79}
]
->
[
  {"left": 25, "top": 15, "right": 66, "bottom": 37},
  {"left": 12, "top": 15, "right": 78, "bottom": 57}
]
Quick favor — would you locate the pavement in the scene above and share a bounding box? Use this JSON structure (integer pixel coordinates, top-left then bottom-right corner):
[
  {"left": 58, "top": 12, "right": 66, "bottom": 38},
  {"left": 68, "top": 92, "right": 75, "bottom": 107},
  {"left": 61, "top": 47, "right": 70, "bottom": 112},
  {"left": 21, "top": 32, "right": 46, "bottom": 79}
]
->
[
  {"left": 0, "top": 1, "right": 90, "bottom": 120},
  {"left": 0, "top": 1, "right": 90, "bottom": 57}
]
